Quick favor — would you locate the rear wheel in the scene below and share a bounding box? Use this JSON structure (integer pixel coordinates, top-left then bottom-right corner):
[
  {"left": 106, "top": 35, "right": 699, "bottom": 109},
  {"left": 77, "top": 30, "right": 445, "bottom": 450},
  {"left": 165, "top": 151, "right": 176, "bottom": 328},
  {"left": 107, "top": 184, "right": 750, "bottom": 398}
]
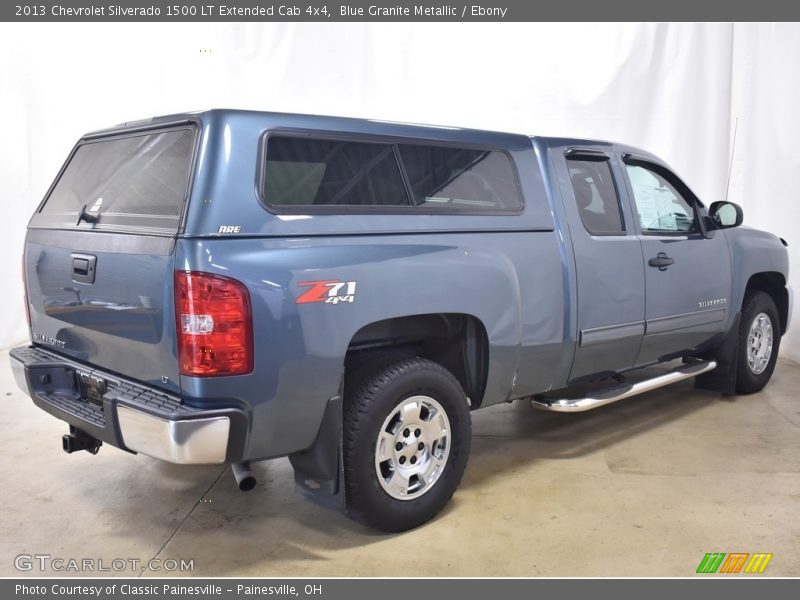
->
[
  {"left": 343, "top": 357, "right": 471, "bottom": 532},
  {"left": 736, "top": 291, "right": 781, "bottom": 394}
]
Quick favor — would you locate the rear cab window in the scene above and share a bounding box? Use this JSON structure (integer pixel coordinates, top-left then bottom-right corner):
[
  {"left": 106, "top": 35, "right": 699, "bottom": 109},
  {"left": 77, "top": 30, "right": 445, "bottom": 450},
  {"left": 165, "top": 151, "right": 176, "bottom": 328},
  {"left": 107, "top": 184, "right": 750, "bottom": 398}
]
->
[
  {"left": 261, "top": 134, "right": 523, "bottom": 213},
  {"left": 32, "top": 125, "right": 197, "bottom": 234}
]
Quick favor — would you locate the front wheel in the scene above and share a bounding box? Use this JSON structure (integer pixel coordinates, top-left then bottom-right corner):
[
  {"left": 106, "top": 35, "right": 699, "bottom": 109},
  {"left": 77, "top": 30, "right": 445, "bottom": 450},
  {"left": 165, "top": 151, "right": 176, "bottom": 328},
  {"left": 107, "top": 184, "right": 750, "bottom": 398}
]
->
[
  {"left": 343, "top": 357, "right": 471, "bottom": 532},
  {"left": 736, "top": 291, "right": 781, "bottom": 394}
]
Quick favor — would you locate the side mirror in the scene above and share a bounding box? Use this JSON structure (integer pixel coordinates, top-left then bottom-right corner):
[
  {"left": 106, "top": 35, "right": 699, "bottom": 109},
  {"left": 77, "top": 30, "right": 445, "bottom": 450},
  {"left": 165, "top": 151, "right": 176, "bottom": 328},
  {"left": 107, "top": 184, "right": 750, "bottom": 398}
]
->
[{"left": 709, "top": 201, "right": 743, "bottom": 229}]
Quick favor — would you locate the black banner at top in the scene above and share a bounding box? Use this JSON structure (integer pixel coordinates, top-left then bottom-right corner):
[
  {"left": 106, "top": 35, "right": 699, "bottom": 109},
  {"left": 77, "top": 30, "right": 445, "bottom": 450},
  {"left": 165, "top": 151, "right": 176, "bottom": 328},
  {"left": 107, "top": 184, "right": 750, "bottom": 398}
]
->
[{"left": 3, "top": 0, "right": 800, "bottom": 22}]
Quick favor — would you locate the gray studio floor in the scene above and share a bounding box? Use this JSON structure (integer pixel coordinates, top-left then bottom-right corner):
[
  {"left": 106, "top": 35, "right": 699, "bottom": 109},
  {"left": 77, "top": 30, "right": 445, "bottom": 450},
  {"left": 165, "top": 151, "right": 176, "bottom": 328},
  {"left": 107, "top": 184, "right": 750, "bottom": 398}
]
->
[{"left": 1, "top": 348, "right": 798, "bottom": 577}]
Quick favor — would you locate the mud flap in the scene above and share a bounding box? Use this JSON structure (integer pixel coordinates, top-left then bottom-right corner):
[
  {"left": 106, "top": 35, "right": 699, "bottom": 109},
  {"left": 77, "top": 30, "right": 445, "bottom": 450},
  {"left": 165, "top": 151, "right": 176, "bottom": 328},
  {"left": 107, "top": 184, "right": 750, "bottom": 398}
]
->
[
  {"left": 695, "top": 312, "right": 741, "bottom": 395},
  {"left": 288, "top": 395, "right": 345, "bottom": 511}
]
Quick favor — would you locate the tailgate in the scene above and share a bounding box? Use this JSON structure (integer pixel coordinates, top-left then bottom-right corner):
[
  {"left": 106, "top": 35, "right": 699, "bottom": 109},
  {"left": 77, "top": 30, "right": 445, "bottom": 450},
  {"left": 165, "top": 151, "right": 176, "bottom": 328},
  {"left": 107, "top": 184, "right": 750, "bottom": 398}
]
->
[{"left": 23, "top": 125, "right": 197, "bottom": 393}]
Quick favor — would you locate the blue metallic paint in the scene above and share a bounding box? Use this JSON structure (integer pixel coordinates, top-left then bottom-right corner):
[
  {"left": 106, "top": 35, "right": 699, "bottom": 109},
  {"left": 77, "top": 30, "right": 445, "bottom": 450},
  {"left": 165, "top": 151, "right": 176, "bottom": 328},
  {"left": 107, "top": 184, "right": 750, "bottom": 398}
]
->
[{"left": 20, "top": 109, "right": 792, "bottom": 463}]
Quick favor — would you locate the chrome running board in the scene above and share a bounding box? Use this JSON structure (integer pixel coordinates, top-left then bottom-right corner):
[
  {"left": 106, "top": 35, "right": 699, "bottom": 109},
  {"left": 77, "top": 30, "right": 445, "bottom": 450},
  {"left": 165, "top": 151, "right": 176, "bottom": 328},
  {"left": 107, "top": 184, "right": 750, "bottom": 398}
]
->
[{"left": 530, "top": 360, "right": 717, "bottom": 413}]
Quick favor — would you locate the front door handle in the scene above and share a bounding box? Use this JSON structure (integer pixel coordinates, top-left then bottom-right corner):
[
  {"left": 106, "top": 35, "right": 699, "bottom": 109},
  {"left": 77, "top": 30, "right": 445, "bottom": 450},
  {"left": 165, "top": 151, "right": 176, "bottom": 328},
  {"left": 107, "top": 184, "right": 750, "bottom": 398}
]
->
[{"left": 648, "top": 252, "right": 675, "bottom": 271}]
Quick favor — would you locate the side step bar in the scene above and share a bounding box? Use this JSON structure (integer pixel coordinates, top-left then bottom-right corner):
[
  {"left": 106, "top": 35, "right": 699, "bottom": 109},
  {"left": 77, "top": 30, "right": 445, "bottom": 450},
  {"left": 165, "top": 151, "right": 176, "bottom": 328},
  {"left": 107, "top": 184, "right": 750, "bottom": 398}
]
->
[{"left": 530, "top": 360, "right": 717, "bottom": 413}]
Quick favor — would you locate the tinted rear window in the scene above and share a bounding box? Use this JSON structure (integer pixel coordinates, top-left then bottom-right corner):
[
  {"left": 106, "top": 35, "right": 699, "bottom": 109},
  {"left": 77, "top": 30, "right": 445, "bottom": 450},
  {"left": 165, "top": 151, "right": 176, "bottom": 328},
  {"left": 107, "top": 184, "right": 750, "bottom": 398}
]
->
[
  {"left": 265, "top": 137, "right": 410, "bottom": 207},
  {"left": 38, "top": 127, "right": 195, "bottom": 231},
  {"left": 399, "top": 145, "right": 520, "bottom": 210},
  {"left": 263, "top": 135, "right": 521, "bottom": 212}
]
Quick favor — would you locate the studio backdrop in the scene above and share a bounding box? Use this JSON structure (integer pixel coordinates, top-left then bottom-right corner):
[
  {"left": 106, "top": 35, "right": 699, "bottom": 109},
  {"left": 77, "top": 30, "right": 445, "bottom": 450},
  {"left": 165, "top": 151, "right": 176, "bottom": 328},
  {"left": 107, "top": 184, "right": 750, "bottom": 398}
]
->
[{"left": 1, "top": 22, "right": 797, "bottom": 362}]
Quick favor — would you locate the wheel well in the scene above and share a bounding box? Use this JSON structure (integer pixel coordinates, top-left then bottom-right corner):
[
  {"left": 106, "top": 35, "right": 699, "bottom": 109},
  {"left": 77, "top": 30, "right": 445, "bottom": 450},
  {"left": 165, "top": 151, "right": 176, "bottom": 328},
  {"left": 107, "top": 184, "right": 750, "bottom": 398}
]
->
[
  {"left": 745, "top": 272, "right": 789, "bottom": 334},
  {"left": 345, "top": 314, "right": 489, "bottom": 408}
]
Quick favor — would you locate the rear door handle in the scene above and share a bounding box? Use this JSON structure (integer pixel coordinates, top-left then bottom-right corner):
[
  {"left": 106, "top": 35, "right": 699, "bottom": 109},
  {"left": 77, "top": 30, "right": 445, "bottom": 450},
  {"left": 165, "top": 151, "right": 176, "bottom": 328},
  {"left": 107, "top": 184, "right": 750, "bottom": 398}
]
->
[
  {"left": 648, "top": 253, "right": 675, "bottom": 271},
  {"left": 71, "top": 253, "right": 97, "bottom": 284}
]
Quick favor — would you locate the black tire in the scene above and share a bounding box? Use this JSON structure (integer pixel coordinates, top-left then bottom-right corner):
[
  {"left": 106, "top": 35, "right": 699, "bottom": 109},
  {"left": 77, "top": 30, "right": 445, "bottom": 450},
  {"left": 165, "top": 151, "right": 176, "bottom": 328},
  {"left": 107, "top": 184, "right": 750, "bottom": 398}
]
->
[
  {"left": 736, "top": 290, "right": 781, "bottom": 394},
  {"left": 343, "top": 357, "right": 471, "bottom": 532}
]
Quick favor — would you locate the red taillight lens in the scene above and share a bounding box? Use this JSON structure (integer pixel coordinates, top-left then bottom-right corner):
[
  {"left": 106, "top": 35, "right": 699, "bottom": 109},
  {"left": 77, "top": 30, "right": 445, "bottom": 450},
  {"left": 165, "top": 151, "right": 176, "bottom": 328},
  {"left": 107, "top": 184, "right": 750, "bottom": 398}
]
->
[
  {"left": 174, "top": 271, "right": 253, "bottom": 377},
  {"left": 22, "top": 254, "right": 30, "bottom": 327}
]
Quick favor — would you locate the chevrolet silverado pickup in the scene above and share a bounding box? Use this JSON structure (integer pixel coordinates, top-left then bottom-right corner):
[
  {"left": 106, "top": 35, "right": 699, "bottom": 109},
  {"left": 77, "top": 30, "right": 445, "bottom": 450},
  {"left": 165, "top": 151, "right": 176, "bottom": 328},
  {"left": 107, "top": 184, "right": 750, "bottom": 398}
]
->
[{"left": 10, "top": 110, "right": 793, "bottom": 531}]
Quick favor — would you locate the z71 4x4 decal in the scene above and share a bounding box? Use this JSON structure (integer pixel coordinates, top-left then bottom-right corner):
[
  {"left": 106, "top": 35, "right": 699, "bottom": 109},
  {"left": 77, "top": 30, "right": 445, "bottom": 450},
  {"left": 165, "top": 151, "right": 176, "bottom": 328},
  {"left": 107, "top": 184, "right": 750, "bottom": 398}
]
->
[{"left": 296, "top": 280, "right": 357, "bottom": 305}]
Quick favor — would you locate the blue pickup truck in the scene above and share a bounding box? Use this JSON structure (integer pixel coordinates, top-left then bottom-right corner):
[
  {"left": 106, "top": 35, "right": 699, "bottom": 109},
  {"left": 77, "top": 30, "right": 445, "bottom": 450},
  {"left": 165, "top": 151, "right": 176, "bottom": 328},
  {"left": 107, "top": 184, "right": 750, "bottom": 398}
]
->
[{"left": 10, "top": 110, "right": 792, "bottom": 531}]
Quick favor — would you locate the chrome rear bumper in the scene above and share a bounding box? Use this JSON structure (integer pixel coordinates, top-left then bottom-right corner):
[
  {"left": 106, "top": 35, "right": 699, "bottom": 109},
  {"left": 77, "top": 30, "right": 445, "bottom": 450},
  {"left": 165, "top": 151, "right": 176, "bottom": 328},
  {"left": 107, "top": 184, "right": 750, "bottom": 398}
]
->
[
  {"left": 117, "top": 406, "right": 230, "bottom": 464},
  {"left": 9, "top": 345, "right": 245, "bottom": 465}
]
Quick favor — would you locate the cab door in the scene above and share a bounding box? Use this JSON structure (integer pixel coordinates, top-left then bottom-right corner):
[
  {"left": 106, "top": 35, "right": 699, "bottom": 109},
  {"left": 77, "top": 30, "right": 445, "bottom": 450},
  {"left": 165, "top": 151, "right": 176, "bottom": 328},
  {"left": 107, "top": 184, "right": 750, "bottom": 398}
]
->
[
  {"left": 620, "top": 155, "right": 733, "bottom": 365},
  {"left": 554, "top": 147, "right": 646, "bottom": 380}
]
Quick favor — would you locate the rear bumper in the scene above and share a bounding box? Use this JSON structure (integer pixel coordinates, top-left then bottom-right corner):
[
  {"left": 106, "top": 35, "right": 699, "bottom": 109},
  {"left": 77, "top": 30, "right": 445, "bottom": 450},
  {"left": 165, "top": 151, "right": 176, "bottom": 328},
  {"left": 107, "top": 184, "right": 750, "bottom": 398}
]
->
[
  {"left": 9, "top": 345, "right": 247, "bottom": 464},
  {"left": 786, "top": 285, "right": 793, "bottom": 332}
]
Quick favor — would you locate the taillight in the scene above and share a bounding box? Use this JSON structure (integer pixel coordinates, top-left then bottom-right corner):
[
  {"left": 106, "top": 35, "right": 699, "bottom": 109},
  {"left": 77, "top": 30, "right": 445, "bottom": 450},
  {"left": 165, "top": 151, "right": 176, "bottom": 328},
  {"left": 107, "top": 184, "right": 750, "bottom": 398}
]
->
[
  {"left": 174, "top": 271, "right": 253, "bottom": 377},
  {"left": 22, "top": 254, "right": 30, "bottom": 327}
]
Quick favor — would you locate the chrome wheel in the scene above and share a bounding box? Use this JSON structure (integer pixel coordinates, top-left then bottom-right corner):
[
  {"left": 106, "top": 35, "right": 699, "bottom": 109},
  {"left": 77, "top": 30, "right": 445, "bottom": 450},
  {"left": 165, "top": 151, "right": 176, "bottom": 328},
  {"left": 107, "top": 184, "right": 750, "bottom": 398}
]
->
[
  {"left": 747, "top": 312, "right": 773, "bottom": 375},
  {"left": 374, "top": 395, "right": 451, "bottom": 501}
]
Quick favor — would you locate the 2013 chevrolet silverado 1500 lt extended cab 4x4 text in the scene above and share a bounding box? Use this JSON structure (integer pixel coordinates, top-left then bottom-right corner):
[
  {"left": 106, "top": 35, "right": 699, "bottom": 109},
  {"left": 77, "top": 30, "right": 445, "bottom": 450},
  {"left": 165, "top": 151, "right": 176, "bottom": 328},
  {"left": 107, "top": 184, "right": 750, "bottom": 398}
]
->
[{"left": 10, "top": 110, "right": 793, "bottom": 531}]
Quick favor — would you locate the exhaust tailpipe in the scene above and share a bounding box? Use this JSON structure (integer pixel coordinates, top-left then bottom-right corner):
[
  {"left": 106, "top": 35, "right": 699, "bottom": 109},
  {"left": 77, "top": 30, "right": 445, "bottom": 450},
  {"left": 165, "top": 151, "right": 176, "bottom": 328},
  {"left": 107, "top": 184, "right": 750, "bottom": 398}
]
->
[{"left": 231, "top": 462, "right": 256, "bottom": 491}]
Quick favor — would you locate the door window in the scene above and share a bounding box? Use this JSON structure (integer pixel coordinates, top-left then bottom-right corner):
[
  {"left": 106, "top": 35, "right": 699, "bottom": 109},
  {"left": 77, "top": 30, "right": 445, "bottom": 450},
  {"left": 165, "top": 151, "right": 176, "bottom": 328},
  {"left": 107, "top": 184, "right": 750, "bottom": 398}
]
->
[
  {"left": 626, "top": 163, "right": 698, "bottom": 233},
  {"left": 567, "top": 158, "right": 625, "bottom": 236}
]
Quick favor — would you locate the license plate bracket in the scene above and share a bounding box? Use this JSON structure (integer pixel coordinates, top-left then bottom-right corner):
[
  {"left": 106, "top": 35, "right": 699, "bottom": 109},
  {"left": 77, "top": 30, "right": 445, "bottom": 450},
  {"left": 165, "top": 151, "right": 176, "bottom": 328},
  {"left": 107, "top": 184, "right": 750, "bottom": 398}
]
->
[{"left": 77, "top": 373, "right": 107, "bottom": 409}]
